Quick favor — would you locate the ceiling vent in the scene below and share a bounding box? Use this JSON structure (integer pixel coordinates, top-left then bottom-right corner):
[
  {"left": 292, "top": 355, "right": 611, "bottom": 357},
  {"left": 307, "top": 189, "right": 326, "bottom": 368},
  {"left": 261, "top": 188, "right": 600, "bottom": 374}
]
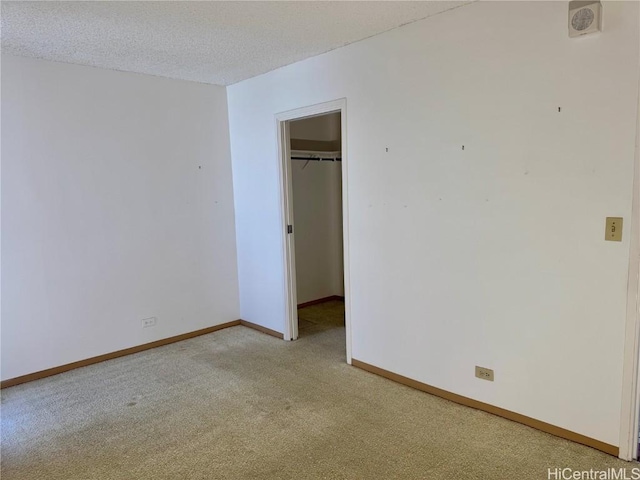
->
[{"left": 569, "top": 1, "right": 602, "bottom": 37}]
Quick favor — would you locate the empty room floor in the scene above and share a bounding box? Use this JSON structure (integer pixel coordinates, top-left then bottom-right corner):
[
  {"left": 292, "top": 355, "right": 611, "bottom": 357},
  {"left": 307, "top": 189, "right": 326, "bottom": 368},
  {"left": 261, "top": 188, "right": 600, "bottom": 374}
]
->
[{"left": 1, "top": 301, "right": 631, "bottom": 479}]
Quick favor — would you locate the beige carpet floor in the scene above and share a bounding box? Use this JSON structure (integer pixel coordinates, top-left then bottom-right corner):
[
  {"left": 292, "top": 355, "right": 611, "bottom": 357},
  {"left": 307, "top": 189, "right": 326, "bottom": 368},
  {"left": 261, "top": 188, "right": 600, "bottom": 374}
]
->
[{"left": 1, "top": 300, "right": 634, "bottom": 479}]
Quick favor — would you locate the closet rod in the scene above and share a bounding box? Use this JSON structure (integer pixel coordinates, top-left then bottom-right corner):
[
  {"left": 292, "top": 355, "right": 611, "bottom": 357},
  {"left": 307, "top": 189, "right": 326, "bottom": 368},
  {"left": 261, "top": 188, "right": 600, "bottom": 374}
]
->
[{"left": 291, "top": 157, "right": 342, "bottom": 162}]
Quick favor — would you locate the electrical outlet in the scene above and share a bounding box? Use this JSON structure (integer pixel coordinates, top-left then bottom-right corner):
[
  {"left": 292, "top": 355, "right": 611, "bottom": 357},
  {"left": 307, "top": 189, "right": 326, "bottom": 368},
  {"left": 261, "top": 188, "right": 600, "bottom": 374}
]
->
[
  {"left": 142, "top": 317, "right": 157, "bottom": 328},
  {"left": 475, "top": 366, "right": 494, "bottom": 382}
]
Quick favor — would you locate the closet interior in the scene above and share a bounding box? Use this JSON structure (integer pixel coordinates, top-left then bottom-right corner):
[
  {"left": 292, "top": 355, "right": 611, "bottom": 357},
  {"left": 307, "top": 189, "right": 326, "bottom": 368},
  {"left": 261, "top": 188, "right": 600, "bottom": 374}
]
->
[{"left": 289, "top": 112, "right": 345, "bottom": 336}]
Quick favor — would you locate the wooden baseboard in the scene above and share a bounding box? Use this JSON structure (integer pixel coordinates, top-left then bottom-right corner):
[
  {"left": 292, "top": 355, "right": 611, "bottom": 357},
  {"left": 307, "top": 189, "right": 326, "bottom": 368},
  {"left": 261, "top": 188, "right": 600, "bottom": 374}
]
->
[
  {"left": 239, "top": 320, "right": 284, "bottom": 339},
  {"left": 351, "top": 359, "right": 619, "bottom": 457},
  {"left": 0, "top": 320, "right": 242, "bottom": 389},
  {"left": 297, "top": 295, "right": 345, "bottom": 309}
]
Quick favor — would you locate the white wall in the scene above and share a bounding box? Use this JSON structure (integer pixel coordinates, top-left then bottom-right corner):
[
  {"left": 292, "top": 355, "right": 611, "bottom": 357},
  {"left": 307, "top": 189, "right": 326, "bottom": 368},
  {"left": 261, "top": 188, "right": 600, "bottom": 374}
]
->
[
  {"left": 227, "top": 1, "right": 640, "bottom": 447},
  {"left": 1, "top": 55, "right": 240, "bottom": 381},
  {"left": 292, "top": 160, "right": 343, "bottom": 304}
]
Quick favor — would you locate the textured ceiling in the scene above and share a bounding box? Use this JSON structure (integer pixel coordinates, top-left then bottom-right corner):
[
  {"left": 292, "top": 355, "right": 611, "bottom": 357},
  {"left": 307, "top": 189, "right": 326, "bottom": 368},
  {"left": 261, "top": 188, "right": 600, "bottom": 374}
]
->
[{"left": 1, "top": 1, "right": 471, "bottom": 86}]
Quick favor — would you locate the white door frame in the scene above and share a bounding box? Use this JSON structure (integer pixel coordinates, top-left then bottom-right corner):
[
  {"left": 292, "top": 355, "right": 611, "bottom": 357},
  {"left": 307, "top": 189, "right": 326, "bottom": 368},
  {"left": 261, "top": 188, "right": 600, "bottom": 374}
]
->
[
  {"left": 275, "top": 98, "right": 352, "bottom": 364},
  {"left": 618, "top": 83, "right": 640, "bottom": 461}
]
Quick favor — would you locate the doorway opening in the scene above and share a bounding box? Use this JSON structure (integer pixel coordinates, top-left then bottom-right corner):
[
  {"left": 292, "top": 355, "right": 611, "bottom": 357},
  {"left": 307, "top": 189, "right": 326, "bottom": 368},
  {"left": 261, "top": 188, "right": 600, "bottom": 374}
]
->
[
  {"left": 289, "top": 112, "right": 344, "bottom": 339},
  {"left": 276, "top": 99, "right": 351, "bottom": 363}
]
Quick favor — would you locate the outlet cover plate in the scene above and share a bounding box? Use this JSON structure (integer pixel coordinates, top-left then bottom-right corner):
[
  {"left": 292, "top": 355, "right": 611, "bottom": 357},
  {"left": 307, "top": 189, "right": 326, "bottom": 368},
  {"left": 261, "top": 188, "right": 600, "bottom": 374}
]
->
[
  {"left": 475, "top": 366, "right": 494, "bottom": 382},
  {"left": 142, "top": 317, "right": 157, "bottom": 328}
]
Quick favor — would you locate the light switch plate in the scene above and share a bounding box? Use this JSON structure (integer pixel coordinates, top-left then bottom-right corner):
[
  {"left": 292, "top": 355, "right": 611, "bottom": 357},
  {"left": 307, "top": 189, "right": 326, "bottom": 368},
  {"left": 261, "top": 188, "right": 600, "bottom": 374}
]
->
[{"left": 605, "top": 217, "right": 623, "bottom": 242}]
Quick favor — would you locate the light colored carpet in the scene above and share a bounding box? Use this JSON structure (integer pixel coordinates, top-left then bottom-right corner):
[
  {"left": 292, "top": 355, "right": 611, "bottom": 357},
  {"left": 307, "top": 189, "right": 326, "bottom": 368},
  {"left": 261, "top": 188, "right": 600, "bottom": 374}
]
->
[{"left": 1, "top": 300, "right": 633, "bottom": 479}]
